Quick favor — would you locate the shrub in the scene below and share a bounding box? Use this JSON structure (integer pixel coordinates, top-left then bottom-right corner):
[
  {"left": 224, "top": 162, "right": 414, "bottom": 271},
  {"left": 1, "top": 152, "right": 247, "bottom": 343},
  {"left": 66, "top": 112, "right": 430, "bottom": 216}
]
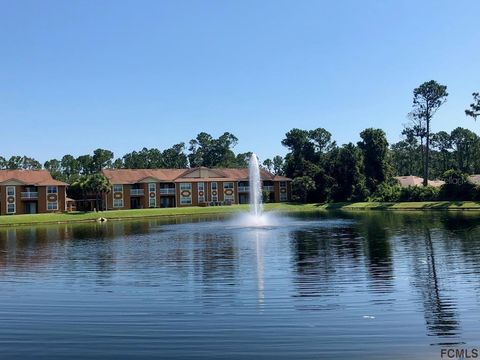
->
[
  {"left": 438, "top": 170, "right": 477, "bottom": 201},
  {"left": 370, "top": 183, "right": 401, "bottom": 202},
  {"left": 398, "top": 185, "right": 440, "bottom": 202}
]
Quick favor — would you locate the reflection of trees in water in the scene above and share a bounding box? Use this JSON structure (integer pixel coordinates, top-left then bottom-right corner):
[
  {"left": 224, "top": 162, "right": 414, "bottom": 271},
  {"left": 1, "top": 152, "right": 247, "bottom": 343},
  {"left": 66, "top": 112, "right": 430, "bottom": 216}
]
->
[
  {"left": 0, "top": 226, "right": 68, "bottom": 271},
  {"left": 410, "top": 227, "right": 460, "bottom": 342},
  {"left": 291, "top": 219, "right": 395, "bottom": 310},
  {"left": 192, "top": 233, "right": 237, "bottom": 292},
  {"left": 359, "top": 216, "right": 394, "bottom": 293},
  {"left": 291, "top": 226, "right": 362, "bottom": 300},
  {"left": 439, "top": 214, "right": 480, "bottom": 271}
]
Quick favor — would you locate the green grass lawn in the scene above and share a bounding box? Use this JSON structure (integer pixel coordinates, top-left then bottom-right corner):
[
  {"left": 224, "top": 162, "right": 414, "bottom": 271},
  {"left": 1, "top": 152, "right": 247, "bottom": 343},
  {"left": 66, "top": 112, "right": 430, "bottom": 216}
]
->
[{"left": 1, "top": 201, "right": 480, "bottom": 227}]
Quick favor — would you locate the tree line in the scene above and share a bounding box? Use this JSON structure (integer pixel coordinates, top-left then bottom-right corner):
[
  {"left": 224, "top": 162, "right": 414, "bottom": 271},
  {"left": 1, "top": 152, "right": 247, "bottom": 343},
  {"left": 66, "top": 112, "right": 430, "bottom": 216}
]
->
[
  {"left": 285, "top": 81, "right": 480, "bottom": 202},
  {"left": 1, "top": 80, "right": 479, "bottom": 203}
]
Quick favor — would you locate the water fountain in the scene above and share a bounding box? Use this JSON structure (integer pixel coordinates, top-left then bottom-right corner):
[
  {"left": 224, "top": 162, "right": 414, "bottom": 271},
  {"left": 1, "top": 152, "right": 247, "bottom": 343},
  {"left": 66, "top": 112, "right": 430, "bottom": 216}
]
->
[
  {"left": 233, "top": 153, "right": 278, "bottom": 227},
  {"left": 249, "top": 153, "right": 263, "bottom": 218}
]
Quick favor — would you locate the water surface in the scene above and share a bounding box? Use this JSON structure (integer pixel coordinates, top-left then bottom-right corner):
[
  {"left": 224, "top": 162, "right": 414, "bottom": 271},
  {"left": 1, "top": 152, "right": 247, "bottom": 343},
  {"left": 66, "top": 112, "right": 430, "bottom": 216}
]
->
[{"left": 1, "top": 211, "right": 480, "bottom": 359}]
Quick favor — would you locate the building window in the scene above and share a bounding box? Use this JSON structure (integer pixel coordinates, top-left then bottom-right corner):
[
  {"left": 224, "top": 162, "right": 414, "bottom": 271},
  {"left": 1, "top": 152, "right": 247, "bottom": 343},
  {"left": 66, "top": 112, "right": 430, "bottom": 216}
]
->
[
  {"left": 47, "top": 201, "right": 58, "bottom": 211},
  {"left": 180, "top": 183, "right": 191, "bottom": 191},
  {"left": 113, "top": 184, "right": 123, "bottom": 193},
  {"left": 179, "top": 183, "right": 192, "bottom": 205},
  {"left": 180, "top": 197, "right": 192, "bottom": 205},
  {"left": 280, "top": 192, "right": 288, "bottom": 202},
  {"left": 113, "top": 199, "right": 123, "bottom": 208},
  {"left": 198, "top": 182, "right": 205, "bottom": 203},
  {"left": 148, "top": 183, "right": 156, "bottom": 192},
  {"left": 47, "top": 186, "right": 58, "bottom": 194},
  {"left": 149, "top": 198, "right": 156, "bottom": 208},
  {"left": 280, "top": 181, "right": 287, "bottom": 188},
  {"left": 7, "top": 186, "right": 15, "bottom": 196},
  {"left": 211, "top": 182, "right": 218, "bottom": 202},
  {"left": 223, "top": 182, "right": 234, "bottom": 203},
  {"left": 7, "top": 203, "right": 15, "bottom": 214}
]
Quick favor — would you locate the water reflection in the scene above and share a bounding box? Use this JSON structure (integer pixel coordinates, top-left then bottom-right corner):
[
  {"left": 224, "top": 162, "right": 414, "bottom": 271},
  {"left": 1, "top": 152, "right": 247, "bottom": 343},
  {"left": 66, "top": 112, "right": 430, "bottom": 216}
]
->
[
  {"left": 411, "top": 228, "right": 460, "bottom": 343},
  {"left": 0, "top": 212, "right": 480, "bottom": 358},
  {"left": 360, "top": 216, "right": 394, "bottom": 292}
]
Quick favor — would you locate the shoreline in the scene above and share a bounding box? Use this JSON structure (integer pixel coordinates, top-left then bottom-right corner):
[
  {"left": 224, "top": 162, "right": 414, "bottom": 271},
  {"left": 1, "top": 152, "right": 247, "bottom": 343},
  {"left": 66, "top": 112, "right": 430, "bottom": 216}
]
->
[{"left": 1, "top": 201, "right": 480, "bottom": 227}]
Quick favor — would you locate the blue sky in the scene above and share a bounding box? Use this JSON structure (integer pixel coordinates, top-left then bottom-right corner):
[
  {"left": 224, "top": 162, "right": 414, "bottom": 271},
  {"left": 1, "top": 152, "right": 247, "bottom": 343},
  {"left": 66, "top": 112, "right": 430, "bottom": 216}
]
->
[{"left": 1, "top": 0, "right": 479, "bottom": 164}]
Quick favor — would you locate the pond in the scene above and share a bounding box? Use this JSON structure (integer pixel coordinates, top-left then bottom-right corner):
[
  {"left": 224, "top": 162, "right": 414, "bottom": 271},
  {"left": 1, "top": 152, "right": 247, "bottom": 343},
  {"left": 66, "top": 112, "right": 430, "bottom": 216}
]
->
[{"left": 1, "top": 211, "right": 480, "bottom": 359}]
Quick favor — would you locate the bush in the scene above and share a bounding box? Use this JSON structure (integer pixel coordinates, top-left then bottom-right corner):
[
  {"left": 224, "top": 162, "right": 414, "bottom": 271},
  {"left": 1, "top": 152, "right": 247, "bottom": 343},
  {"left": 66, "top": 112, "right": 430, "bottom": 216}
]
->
[
  {"left": 398, "top": 185, "right": 440, "bottom": 202},
  {"left": 438, "top": 170, "right": 477, "bottom": 201},
  {"left": 370, "top": 183, "right": 401, "bottom": 202}
]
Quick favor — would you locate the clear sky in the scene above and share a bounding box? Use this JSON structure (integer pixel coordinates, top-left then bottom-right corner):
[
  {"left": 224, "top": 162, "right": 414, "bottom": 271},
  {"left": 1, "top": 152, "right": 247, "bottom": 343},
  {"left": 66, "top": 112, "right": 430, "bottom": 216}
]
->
[{"left": 1, "top": 0, "right": 479, "bottom": 164}]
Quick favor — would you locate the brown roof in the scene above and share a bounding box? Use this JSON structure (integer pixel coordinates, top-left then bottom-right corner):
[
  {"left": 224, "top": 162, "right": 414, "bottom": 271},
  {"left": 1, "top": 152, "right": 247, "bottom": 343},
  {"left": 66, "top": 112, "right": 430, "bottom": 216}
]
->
[
  {"left": 102, "top": 167, "right": 291, "bottom": 184},
  {"left": 0, "top": 170, "right": 67, "bottom": 186},
  {"left": 394, "top": 175, "right": 445, "bottom": 188},
  {"left": 468, "top": 175, "right": 480, "bottom": 185},
  {"left": 102, "top": 169, "right": 186, "bottom": 184}
]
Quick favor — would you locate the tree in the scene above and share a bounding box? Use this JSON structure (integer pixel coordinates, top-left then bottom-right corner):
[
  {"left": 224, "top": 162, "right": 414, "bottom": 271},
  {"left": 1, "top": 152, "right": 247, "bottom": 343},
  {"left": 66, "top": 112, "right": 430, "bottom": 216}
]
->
[
  {"left": 391, "top": 137, "right": 421, "bottom": 176},
  {"left": 431, "top": 131, "right": 452, "bottom": 174},
  {"left": 162, "top": 143, "right": 188, "bottom": 168},
  {"left": 450, "top": 127, "right": 479, "bottom": 173},
  {"left": 329, "top": 143, "right": 367, "bottom": 202},
  {"left": 282, "top": 128, "right": 316, "bottom": 178},
  {"left": 7, "top": 156, "right": 23, "bottom": 169},
  {"left": 292, "top": 176, "right": 316, "bottom": 203},
  {"left": 77, "top": 155, "right": 95, "bottom": 175},
  {"left": 61, "top": 155, "right": 81, "bottom": 182},
  {"left": 92, "top": 148, "right": 114, "bottom": 171},
  {"left": 358, "top": 128, "right": 391, "bottom": 192},
  {"left": 465, "top": 92, "right": 480, "bottom": 120},
  {"left": 234, "top": 152, "right": 252, "bottom": 168},
  {"left": 188, "top": 132, "right": 239, "bottom": 168},
  {"left": 112, "top": 158, "right": 124, "bottom": 168},
  {"left": 403, "top": 122, "right": 427, "bottom": 173},
  {"left": 272, "top": 156, "right": 284, "bottom": 175},
  {"left": 309, "top": 128, "right": 336, "bottom": 153},
  {"left": 410, "top": 80, "right": 448, "bottom": 186},
  {"left": 0, "top": 156, "right": 6, "bottom": 169},
  {"left": 21, "top": 156, "right": 42, "bottom": 170},
  {"left": 44, "top": 159, "right": 63, "bottom": 180},
  {"left": 262, "top": 158, "right": 273, "bottom": 172},
  {"left": 83, "top": 174, "right": 112, "bottom": 211}
]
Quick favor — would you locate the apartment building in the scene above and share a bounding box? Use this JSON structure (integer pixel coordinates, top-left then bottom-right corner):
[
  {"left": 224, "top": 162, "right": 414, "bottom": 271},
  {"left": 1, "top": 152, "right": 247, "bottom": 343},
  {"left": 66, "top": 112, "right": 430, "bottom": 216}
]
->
[
  {"left": 0, "top": 170, "right": 67, "bottom": 215},
  {"left": 102, "top": 167, "right": 291, "bottom": 209}
]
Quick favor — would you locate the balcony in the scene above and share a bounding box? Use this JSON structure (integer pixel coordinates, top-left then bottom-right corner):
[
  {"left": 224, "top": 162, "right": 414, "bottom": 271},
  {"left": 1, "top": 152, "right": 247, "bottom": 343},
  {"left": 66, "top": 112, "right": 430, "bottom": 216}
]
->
[
  {"left": 160, "top": 188, "right": 176, "bottom": 195},
  {"left": 238, "top": 186, "right": 250, "bottom": 192},
  {"left": 130, "top": 189, "right": 144, "bottom": 196},
  {"left": 263, "top": 186, "right": 275, "bottom": 192},
  {"left": 21, "top": 192, "right": 38, "bottom": 200}
]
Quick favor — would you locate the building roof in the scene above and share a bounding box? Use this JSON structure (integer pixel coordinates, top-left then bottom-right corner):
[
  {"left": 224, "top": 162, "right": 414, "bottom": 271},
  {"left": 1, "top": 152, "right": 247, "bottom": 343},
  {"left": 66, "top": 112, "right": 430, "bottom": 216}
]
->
[
  {"left": 394, "top": 175, "right": 445, "bottom": 188},
  {"left": 0, "top": 170, "right": 67, "bottom": 186},
  {"left": 468, "top": 175, "right": 480, "bottom": 185},
  {"left": 102, "top": 169, "right": 186, "bottom": 184},
  {"left": 102, "top": 167, "right": 291, "bottom": 184}
]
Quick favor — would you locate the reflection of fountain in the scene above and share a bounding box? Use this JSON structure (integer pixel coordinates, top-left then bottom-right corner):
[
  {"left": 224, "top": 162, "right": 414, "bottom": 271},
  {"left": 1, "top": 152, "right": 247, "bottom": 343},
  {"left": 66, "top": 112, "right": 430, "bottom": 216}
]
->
[{"left": 254, "top": 231, "right": 265, "bottom": 305}]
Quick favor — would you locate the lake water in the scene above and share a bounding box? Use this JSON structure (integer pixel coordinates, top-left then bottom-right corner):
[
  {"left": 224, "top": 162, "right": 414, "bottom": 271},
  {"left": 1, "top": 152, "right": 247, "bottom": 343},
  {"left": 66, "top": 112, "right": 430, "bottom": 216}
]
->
[{"left": 1, "top": 211, "right": 480, "bottom": 359}]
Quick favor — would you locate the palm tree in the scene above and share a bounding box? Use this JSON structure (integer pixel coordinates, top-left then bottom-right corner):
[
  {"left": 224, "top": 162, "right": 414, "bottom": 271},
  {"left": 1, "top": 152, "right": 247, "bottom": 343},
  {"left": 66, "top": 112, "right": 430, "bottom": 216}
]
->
[{"left": 84, "top": 174, "right": 112, "bottom": 211}]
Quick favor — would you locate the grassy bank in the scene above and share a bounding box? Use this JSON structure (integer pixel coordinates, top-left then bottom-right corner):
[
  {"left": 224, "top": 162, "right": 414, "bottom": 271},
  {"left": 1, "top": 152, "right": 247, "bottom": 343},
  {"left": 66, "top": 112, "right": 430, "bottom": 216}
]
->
[{"left": 1, "top": 201, "right": 480, "bottom": 227}]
